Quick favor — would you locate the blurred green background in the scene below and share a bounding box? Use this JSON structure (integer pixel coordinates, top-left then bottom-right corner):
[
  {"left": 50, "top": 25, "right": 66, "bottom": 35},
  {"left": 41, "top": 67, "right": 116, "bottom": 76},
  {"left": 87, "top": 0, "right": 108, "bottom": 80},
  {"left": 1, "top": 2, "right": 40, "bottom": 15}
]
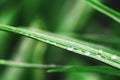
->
[{"left": 0, "top": 0, "right": 120, "bottom": 80}]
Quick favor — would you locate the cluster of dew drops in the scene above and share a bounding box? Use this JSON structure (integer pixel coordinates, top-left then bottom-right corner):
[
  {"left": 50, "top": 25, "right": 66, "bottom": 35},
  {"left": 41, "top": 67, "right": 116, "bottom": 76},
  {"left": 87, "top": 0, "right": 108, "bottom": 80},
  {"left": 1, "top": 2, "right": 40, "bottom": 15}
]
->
[
  {"left": 84, "top": 49, "right": 118, "bottom": 60},
  {"left": 66, "top": 46, "right": 118, "bottom": 60},
  {"left": 10, "top": 26, "right": 119, "bottom": 61}
]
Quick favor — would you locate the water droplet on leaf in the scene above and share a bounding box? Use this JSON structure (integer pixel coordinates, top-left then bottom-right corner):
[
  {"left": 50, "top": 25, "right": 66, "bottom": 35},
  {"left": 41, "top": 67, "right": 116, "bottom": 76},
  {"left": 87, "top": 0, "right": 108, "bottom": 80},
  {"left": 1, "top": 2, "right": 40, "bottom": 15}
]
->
[
  {"left": 85, "top": 51, "right": 91, "bottom": 56},
  {"left": 67, "top": 47, "right": 74, "bottom": 51},
  {"left": 111, "top": 55, "right": 117, "bottom": 59},
  {"left": 98, "top": 50, "right": 103, "bottom": 53}
]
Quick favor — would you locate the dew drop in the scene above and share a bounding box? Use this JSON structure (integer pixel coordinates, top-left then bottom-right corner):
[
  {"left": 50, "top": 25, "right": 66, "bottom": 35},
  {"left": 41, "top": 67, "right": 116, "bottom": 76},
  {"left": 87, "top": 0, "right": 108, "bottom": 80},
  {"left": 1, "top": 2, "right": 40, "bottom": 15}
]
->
[
  {"left": 28, "top": 34, "right": 34, "bottom": 37},
  {"left": 45, "top": 40, "right": 50, "bottom": 43},
  {"left": 111, "top": 55, "right": 117, "bottom": 59},
  {"left": 52, "top": 42, "right": 57, "bottom": 45},
  {"left": 85, "top": 51, "right": 91, "bottom": 56},
  {"left": 98, "top": 50, "right": 103, "bottom": 53},
  {"left": 67, "top": 47, "right": 74, "bottom": 51}
]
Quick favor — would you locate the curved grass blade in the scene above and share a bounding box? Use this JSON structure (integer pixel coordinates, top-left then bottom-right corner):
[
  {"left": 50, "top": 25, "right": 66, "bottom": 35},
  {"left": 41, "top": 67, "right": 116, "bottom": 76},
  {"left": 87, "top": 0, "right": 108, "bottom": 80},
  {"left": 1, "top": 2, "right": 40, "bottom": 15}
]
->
[
  {"left": 85, "top": 0, "right": 120, "bottom": 23},
  {"left": 47, "top": 66, "right": 120, "bottom": 76},
  {"left": 0, "top": 25, "right": 120, "bottom": 69},
  {"left": 30, "top": 18, "right": 47, "bottom": 80},
  {"left": 0, "top": 59, "right": 119, "bottom": 76},
  {"left": 0, "top": 60, "right": 63, "bottom": 68}
]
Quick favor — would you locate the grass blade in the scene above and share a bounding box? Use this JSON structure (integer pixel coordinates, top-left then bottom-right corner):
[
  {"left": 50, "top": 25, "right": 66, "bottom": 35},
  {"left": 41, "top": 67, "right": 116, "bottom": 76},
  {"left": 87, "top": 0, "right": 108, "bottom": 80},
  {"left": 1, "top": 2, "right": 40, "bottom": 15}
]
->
[
  {"left": 56, "top": 0, "right": 92, "bottom": 32},
  {"left": 30, "top": 18, "right": 47, "bottom": 80},
  {"left": 48, "top": 66, "right": 120, "bottom": 76},
  {"left": 0, "top": 25, "right": 120, "bottom": 69},
  {"left": 85, "top": 0, "right": 120, "bottom": 23},
  {"left": 0, "top": 60, "right": 63, "bottom": 68}
]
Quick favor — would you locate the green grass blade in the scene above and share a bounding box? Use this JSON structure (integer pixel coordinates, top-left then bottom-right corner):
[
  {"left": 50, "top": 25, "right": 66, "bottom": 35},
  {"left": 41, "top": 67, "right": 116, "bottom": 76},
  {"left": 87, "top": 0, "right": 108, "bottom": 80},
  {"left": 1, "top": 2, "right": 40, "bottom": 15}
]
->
[
  {"left": 31, "top": 42, "right": 46, "bottom": 80},
  {"left": 0, "top": 60, "right": 63, "bottom": 68},
  {"left": 47, "top": 66, "right": 120, "bottom": 76},
  {"left": 29, "top": 18, "right": 47, "bottom": 80},
  {"left": 58, "top": 33, "right": 119, "bottom": 56},
  {"left": 56, "top": 0, "right": 92, "bottom": 32},
  {"left": 85, "top": 0, "right": 120, "bottom": 23},
  {"left": 0, "top": 25, "right": 120, "bottom": 69}
]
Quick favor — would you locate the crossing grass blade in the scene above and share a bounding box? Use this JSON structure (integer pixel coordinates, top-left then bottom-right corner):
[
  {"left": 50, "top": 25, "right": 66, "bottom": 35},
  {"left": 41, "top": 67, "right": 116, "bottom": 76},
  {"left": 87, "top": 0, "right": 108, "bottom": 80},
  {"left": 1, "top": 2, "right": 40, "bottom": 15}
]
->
[
  {"left": 85, "top": 0, "right": 120, "bottom": 23},
  {"left": 47, "top": 66, "right": 120, "bottom": 76}
]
